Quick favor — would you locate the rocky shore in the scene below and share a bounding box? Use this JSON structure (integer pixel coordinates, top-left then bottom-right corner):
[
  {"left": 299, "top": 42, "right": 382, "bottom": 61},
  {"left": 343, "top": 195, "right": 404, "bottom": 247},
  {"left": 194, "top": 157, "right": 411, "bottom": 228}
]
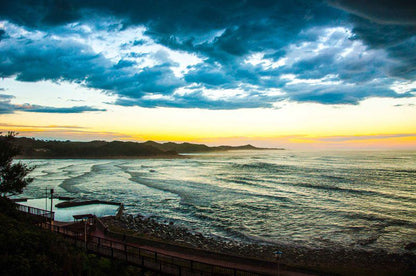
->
[{"left": 102, "top": 213, "right": 416, "bottom": 275}]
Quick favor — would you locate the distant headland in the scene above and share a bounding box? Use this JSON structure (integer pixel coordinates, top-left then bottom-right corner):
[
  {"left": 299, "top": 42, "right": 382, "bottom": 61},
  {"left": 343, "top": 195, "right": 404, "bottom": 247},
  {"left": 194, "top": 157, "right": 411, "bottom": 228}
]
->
[{"left": 11, "top": 136, "right": 284, "bottom": 159}]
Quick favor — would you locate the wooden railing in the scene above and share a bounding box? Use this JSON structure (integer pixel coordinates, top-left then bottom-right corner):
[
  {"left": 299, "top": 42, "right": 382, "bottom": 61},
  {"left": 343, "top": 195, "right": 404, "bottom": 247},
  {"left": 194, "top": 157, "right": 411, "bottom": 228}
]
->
[
  {"left": 41, "top": 222, "right": 265, "bottom": 276},
  {"left": 16, "top": 204, "right": 270, "bottom": 275},
  {"left": 16, "top": 203, "right": 54, "bottom": 220}
]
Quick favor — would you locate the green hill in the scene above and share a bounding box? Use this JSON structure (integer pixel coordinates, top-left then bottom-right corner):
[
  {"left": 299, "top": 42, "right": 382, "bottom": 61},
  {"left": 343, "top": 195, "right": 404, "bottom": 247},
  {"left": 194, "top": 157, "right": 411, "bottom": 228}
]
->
[
  {"left": 9, "top": 137, "right": 282, "bottom": 158},
  {"left": 12, "top": 137, "right": 177, "bottom": 158},
  {"left": 142, "top": 141, "right": 283, "bottom": 153}
]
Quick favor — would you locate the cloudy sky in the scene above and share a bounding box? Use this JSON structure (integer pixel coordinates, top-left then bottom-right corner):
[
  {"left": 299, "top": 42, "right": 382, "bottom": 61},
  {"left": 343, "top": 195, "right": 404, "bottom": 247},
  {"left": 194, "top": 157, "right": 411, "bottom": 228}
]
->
[{"left": 1, "top": 0, "right": 416, "bottom": 149}]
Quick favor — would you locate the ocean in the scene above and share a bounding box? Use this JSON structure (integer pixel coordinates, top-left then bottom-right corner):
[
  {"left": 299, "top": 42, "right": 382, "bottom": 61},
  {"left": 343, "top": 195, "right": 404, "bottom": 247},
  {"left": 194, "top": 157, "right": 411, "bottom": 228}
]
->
[{"left": 19, "top": 150, "right": 416, "bottom": 254}]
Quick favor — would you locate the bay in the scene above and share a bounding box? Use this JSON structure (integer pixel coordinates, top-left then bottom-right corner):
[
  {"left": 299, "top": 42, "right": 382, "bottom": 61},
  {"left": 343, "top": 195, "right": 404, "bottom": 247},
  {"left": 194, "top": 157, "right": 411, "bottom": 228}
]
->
[{"left": 19, "top": 150, "right": 416, "bottom": 253}]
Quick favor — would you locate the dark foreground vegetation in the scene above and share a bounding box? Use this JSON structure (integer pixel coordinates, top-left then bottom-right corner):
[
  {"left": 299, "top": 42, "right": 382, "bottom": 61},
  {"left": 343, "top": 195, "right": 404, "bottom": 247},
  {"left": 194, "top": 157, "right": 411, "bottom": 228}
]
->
[
  {"left": 0, "top": 197, "right": 147, "bottom": 276},
  {"left": 10, "top": 136, "right": 280, "bottom": 158}
]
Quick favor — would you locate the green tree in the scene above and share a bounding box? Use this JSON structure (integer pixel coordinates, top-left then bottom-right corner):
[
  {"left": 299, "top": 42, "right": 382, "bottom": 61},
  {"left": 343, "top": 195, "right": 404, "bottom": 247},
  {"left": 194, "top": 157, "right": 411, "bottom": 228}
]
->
[{"left": 0, "top": 132, "right": 33, "bottom": 196}]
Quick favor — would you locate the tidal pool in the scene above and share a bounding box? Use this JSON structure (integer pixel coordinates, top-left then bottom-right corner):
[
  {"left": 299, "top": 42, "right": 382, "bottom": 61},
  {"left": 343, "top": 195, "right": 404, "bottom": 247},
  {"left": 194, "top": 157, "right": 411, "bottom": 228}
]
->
[{"left": 17, "top": 198, "right": 119, "bottom": 222}]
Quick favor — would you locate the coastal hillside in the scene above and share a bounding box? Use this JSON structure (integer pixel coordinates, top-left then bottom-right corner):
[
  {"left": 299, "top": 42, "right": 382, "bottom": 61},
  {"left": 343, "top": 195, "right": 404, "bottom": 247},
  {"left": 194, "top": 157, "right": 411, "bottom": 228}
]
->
[
  {"left": 12, "top": 137, "right": 176, "bottom": 158},
  {"left": 143, "top": 141, "right": 280, "bottom": 153},
  {"left": 10, "top": 137, "right": 280, "bottom": 158}
]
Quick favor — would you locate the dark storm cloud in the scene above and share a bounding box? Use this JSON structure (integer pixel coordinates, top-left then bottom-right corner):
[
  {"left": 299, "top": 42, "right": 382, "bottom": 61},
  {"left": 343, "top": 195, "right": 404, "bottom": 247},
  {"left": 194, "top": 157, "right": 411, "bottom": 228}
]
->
[
  {"left": 0, "top": 31, "right": 183, "bottom": 98},
  {"left": 0, "top": 29, "right": 5, "bottom": 40},
  {"left": 343, "top": 17, "right": 416, "bottom": 80},
  {"left": 0, "top": 94, "right": 15, "bottom": 114},
  {"left": 0, "top": 0, "right": 80, "bottom": 27},
  {"left": 0, "top": 1, "right": 337, "bottom": 33},
  {"left": 284, "top": 31, "right": 389, "bottom": 83},
  {"left": 0, "top": 34, "right": 109, "bottom": 82},
  {"left": 285, "top": 82, "right": 413, "bottom": 105},
  {"left": 328, "top": 0, "right": 416, "bottom": 25},
  {"left": 185, "top": 64, "right": 233, "bottom": 86},
  {"left": 328, "top": 1, "right": 416, "bottom": 80},
  {"left": 0, "top": 0, "right": 343, "bottom": 66},
  {"left": 115, "top": 90, "right": 278, "bottom": 110},
  {"left": 185, "top": 56, "right": 290, "bottom": 91},
  {"left": 0, "top": 0, "right": 415, "bottom": 109}
]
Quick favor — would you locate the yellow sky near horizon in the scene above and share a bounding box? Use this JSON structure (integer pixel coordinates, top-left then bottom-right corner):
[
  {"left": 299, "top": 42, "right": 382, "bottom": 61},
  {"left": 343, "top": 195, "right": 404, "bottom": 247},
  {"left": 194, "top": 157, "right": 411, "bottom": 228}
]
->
[{"left": 2, "top": 96, "right": 416, "bottom": 149}]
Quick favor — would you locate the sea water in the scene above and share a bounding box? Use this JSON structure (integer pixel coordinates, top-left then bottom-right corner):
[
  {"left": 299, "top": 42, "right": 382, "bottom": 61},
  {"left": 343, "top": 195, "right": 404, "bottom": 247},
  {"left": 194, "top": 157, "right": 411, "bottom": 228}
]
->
[
  {"left": 18, "top": 198, "right": 119, "bottom": 222},
  {"left": 19, "top": 150, "right": 416, "bottom": 253}
]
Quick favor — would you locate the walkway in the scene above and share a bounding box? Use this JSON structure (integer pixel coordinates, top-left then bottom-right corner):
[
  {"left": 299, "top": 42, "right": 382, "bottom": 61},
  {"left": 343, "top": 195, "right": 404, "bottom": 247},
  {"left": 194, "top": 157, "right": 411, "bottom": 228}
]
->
[
  {"left": 85, "top": 221, "right": 313, "bottom": 276},
  {"left": 16, "top": 203, "right": 314, "bottom": 275}
]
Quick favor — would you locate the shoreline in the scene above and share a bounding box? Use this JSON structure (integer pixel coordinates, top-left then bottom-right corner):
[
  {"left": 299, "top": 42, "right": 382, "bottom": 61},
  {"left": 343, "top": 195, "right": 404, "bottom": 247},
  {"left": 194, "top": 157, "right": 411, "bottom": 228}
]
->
[
  {"left": 16, "top": 154, "right": 188, "bottom": 160},
  {"left": 15, "top": 149, "right": 284, "bottom": 160},
  {"left": 103, "top": 213, "right": 416, "bottom": 275}
]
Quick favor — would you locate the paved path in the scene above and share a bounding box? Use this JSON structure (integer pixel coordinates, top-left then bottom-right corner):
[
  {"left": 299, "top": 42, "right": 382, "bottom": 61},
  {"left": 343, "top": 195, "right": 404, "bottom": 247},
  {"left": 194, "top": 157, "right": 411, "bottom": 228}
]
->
[
  {"left": 89, "top": 226, "right": 313, "bottom": 276},
  {"left": 18, "top": 204, "right": 314, "bottom": 275}
]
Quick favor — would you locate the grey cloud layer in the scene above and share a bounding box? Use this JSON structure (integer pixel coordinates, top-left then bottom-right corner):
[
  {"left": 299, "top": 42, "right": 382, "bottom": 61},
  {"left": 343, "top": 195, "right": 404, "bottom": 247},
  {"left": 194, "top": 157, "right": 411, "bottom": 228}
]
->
[
  {"left": 0, "top": 0, "right": 415, "bottom": 109},
  {"left": 0, "top": 94, "right": 105, "bottom": 114}
]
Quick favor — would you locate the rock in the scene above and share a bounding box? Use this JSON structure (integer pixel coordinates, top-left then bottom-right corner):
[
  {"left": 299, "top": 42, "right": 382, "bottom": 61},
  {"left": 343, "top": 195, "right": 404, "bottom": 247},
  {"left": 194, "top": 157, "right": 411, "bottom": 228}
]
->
[{"left": 115, "top": 203, "right": 125, "bottom": 219}]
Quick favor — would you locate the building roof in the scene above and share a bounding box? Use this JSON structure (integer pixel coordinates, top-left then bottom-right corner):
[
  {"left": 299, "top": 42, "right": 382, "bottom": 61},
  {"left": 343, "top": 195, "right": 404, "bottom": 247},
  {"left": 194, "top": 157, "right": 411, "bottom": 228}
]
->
[{"left": 73, "top": 214, "right": 94, "bottom": 220}]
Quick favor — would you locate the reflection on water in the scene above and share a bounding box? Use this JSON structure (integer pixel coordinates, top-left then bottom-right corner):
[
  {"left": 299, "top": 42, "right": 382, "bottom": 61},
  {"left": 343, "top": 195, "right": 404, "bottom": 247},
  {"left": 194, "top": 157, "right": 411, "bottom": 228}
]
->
[{"left": 19, "top": 150, "right": 416, "bottom": 253}]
